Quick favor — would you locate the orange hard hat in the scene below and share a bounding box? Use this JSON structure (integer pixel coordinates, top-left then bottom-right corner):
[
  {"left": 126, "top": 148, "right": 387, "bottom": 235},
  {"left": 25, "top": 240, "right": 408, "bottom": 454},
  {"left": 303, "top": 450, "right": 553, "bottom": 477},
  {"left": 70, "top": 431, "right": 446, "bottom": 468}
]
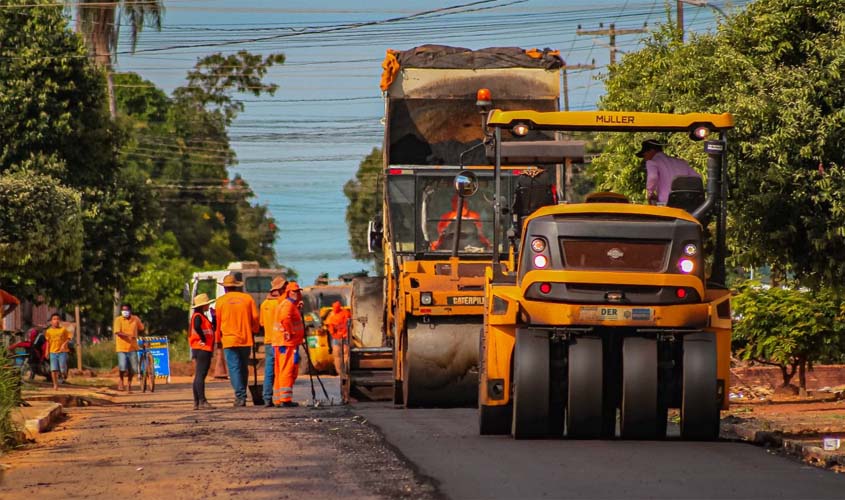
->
[{"left": 286, "top": 281, "right": 302, "bottom": 293}]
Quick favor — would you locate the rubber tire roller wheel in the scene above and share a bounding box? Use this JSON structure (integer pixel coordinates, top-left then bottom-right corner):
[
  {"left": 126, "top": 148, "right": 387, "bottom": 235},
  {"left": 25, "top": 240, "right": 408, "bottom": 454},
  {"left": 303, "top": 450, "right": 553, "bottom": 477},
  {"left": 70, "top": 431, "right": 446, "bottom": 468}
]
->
[
  {"left": 567, "top": 336, "right": 604, "bottom": 439},
  {"left": 511, "top": 329, "right": 550, "bottom": 439},
  {"left": 681, "top": 333, "right": 720, "bottom": 441},
  {"left": 621, "top": 337, "right": 660, "bottom": 439}
]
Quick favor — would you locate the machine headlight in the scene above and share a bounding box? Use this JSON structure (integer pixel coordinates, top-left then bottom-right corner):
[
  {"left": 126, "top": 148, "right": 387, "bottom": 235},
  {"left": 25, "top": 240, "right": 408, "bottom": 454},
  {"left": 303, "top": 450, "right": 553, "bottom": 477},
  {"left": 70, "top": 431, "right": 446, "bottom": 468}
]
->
[
  {"left": 420, "top": 292, "right": 433, "bottom": 305},
  {"left": 678, "top": 258, "right": 695, "bottom": 274},
  {"left": 531, "top": 238, "right": 546, "bottom": 253},
  {"left": 533, "top": 255, "right": 548, "bottom": 269},
  {"left": 683, "top": 243, "right": 698, "bottom": 256}
]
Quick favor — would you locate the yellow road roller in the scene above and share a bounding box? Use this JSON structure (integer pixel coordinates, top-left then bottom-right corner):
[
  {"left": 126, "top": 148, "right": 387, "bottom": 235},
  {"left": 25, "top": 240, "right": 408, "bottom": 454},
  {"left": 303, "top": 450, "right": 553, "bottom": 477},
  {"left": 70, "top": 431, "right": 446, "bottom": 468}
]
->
[{"left": 478, "top": 110, "right": 733, "bottom": 440}]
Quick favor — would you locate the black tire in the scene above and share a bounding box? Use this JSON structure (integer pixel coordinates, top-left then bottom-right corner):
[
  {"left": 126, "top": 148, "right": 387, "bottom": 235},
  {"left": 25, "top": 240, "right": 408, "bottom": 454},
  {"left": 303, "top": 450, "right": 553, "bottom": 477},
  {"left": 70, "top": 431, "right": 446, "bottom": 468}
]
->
[
  {"left": 511, "top": 328, "right": 550, "bottom": 439},
  {"left": 480, "top": 404, "right": 513, "bottom": 435},
  {"left": 621, "top": 337, "right": 660, "bottom": 439},
  {"left": 143, "top": 352, "right": 156, "bottom": 393},
  {"left": 681, "top": 333, "right": 720, "bottom": 441},
  {"left": 567, "top": 336, "right": 604, "bottom": 439}
]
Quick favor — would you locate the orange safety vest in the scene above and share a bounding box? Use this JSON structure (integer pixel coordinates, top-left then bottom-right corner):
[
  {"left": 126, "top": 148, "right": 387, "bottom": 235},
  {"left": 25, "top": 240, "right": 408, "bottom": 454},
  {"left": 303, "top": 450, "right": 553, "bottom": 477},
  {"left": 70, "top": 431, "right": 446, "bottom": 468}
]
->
[
  {"left": 326, "top": 309, "right": 351, "bottom": 340},
  {"left": 190, "top": 312, "right": 214, "bottom": 352},
  {"left": 277, "top": 298, "right": 305, "bottom": 347}
]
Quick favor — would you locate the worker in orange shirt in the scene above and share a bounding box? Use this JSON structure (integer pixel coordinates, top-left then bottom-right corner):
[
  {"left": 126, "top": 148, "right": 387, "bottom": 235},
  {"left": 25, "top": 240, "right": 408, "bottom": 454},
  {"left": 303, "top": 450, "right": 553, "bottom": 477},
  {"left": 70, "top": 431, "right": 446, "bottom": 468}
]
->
[
  {"left": 214, "top": 273, "right": 259, "bottom": 407},
  {"left": 273, "top": 281, "right": 304, "bottom": 407},
  {"left": 259, "top": 276, "right": 287, "bottom": 407},
  {"left": 114, "top": 303, "right": 144, "bottom": 393},
  {"left": 430, "top": 195, "right": 491, "bottom": 250},
  {"left": 325, "top": 301, "right": 351, "bottom": 376}
]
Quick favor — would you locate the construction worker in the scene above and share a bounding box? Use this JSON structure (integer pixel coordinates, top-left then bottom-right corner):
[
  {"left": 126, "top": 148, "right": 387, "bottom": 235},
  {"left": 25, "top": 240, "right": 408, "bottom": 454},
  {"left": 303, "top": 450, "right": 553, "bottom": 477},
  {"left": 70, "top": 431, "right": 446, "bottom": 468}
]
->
[
  {"left": 325, "top": 301, "right": 351, "bottom": 376},
  {"left": 210, "top": 299, "right": 228, "bottom": 380},
  {"left": 636, "top": 138, "right": 700, "bottom": 205},
  {"left": 259, "top": 276, "right": 287, "bottom": 407},
  {"left": 273, "top": 281, "right": 304, "bottom": 407},
  {"left": 214, "top": 273, "right": 259, "bottom": 407},
  {"left": 189, "top": 293, "right": 216, "bottom": 410},
  {"left": 114, "top": 303, "right": 144, "bottom": 393},
  {"left": 430, "top": 195, "right": 491, "bottom": 250}
]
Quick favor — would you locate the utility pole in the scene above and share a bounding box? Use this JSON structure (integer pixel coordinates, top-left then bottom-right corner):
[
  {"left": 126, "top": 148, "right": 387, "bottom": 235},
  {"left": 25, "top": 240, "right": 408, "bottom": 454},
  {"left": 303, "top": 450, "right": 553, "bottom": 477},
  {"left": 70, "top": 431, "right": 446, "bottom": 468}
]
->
[
  {"left": 576, "top": 22, "right": 648, "bottom": 65},
  {"left": 677, "top": 0, "right": 685, "bottom": 40},
  {"left": 75, "top": 306, "right": 83, "bottom": 370},
  {"left": 562, "top": 61, "right": 596, "bottom": 111}
]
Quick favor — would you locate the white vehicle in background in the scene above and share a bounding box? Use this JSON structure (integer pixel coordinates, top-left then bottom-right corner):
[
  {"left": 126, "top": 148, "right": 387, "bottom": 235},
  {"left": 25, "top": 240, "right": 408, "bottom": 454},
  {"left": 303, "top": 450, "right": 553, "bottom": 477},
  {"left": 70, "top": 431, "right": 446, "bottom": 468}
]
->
[{"left": 185, "top": 261, "right": 290, "bottom": 344}]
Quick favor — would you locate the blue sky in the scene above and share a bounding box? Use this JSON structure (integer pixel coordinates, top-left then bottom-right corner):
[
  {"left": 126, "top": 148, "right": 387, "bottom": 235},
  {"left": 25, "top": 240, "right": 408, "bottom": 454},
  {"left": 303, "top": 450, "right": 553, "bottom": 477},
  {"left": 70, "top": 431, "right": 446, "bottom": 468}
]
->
[{"left": 105, "top": 0, "right": 742, "bottom": 284}]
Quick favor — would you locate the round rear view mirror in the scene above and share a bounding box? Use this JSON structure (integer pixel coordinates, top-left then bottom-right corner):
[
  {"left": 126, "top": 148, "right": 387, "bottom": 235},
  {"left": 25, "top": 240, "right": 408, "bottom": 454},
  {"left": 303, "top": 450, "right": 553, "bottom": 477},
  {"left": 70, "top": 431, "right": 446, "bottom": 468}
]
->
[{"left": 453, "top": 170, "right": 479, "bottom": 198}]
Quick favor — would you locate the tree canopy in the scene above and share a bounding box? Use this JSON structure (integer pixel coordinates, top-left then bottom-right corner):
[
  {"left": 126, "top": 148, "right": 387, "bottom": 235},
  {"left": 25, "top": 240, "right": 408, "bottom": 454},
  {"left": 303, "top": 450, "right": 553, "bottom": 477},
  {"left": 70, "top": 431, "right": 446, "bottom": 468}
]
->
[
  {"left": 593, "top": 0, "right": 845, "bottom": 288},
  {"left": 0, "top": 1, "right": 156, "bottom": 310},
  {"left": 344, "top": 148, "right": 383, "bottom": 269}
]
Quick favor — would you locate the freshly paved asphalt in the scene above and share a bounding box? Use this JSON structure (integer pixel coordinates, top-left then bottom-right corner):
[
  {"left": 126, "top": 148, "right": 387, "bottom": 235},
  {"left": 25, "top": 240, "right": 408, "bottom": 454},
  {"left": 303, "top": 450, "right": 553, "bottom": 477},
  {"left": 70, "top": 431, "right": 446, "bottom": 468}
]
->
[{"left": 354, "top": 406, "right": 845, "bottom": 500}]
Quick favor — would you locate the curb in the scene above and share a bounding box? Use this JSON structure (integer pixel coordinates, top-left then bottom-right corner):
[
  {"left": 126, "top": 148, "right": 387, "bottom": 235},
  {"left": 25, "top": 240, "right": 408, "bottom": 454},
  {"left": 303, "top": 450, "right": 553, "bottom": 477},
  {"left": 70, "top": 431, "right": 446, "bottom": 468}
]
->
[
  {"left": 23, "top": 402, "right": 64, "bottom": 437},
  {"left": 722, "top": 423, "right": 845, "bottom": 469}
]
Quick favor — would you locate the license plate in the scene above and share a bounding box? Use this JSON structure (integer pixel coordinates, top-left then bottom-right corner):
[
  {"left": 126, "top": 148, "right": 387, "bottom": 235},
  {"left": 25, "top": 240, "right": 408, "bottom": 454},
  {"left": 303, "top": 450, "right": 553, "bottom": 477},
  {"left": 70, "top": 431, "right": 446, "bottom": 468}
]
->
[
  {"left": 447, "top": 296, "right": 485, "bottom": 306},
  {"left": 579, "top": 306, "right": 653, "bottom": 321}
]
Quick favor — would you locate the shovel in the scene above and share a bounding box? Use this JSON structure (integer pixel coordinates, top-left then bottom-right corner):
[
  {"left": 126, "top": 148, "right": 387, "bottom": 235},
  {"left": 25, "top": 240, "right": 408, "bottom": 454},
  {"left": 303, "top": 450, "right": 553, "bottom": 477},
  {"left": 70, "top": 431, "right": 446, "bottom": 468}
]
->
[{"left": 248, "top": 343, "right": 265, "bottom": 406}]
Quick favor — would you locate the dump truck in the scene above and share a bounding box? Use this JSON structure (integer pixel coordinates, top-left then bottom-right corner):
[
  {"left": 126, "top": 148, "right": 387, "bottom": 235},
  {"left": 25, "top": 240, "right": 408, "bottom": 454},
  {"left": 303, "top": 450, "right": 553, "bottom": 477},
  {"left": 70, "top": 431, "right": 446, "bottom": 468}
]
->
[
  {"left": 348, "top": 45, "right": 571, "bottom": 406},
  {"left": 477, "top": 109, "right": 733, "bottom": 440}
]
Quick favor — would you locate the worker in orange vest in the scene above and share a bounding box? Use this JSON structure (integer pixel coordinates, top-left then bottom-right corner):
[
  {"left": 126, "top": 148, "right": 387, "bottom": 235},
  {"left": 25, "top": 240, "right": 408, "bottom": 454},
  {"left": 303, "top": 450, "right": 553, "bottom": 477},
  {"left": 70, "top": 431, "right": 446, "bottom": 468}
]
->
[
  {"left": 325, "top": 301, "right": 351, "bottom": 376},
  {"left": 214, "top": 273, "right": 259, "bottom": 407},
  {"left": 273, "top": 281, "right": 304, "bottom": 407},
  {"left": 189, "top": 293, "right": 216, "bottom": 410},
  {"left": 259, "top": 276, "right": 287, "bottom": 407}
]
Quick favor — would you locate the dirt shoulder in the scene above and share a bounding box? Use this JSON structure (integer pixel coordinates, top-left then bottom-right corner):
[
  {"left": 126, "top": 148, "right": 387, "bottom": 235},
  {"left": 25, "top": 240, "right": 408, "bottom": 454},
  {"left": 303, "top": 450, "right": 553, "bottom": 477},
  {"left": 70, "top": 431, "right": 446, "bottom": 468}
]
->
[
  {"left": 0, "top": 377, "right": 439, "bottom": 499},
  {"left": 725, "top": 366, "right": 845, "bottom": 471}
]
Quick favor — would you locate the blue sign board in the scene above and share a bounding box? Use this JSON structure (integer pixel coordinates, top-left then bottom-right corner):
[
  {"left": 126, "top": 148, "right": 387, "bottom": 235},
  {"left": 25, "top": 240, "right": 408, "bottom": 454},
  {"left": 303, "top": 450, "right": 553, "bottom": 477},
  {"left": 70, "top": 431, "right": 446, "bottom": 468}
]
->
[{"left": 138, "top": 336, "right": 171, "bottom": 382}]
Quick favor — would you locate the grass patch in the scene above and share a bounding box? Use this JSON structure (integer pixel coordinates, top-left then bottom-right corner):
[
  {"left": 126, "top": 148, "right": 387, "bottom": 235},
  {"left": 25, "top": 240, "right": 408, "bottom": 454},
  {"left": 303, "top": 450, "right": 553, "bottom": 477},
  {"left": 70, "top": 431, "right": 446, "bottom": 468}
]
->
[
  {"left": 81, "top": 340, "right": 117, "bottom": 370},
  {"left": 0, "top": 348, "right": 22, "bottom": 450},
  {"left": 167, "top": 331, "right": 191, "bottom": 364}
]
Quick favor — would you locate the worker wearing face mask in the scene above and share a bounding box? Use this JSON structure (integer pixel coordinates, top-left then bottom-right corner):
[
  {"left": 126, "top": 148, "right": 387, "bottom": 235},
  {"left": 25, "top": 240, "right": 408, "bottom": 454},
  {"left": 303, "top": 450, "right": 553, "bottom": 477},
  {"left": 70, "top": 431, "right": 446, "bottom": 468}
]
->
[{"left": 114, "top": 303, "right": 144, "bottom": 393}]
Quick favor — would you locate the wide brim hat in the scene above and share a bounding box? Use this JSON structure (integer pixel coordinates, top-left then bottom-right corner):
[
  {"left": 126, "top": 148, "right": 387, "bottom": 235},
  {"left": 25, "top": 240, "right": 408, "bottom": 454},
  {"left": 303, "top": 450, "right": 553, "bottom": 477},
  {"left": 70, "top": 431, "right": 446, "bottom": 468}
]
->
[
  {"left": 270, "top": 276, "right": 288, "bottom": 292},
  {"left": 192, "top": 293, "right": 215, "bottom": 308},
  {"left": 635, "top": 139, "right": 665, "bottom": 158},
  {"left": 219, "top": 273, "right": 243, "bottom": 287}
]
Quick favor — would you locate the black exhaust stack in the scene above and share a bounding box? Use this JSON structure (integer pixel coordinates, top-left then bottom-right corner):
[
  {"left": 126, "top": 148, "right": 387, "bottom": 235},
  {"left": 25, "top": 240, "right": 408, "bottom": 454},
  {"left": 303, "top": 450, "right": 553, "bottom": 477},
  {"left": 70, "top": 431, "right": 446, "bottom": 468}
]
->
[{"left": 692, "top": 138, "right": 728, "bottom": 287}]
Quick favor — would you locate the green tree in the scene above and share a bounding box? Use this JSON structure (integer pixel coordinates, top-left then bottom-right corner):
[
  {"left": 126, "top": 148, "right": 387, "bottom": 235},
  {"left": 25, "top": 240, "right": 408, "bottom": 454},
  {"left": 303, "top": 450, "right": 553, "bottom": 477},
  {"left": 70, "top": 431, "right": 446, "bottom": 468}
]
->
[
  {"left": 344, "top": 148, "right": 383, "bottom": 267},
  {"left": 732, "top": 283, "right": 845, "bottom": 390},
  {"left": 123, "top": 232, "right": 194, "bottom": 332},
  {"left": 593, "top": 0, "right": 845, "bottom": 288},
  {"left": 0, "top": 2, "right": 157, "bottom": 316},
  {"left": 73, "top": 0, "right": 163, "bottom": 115},
  {"left": 0, "top": 164, "right": 82, "bottom": 281},
  {"left": 115, "top": 51, "right": 285, "bottom": 269}
]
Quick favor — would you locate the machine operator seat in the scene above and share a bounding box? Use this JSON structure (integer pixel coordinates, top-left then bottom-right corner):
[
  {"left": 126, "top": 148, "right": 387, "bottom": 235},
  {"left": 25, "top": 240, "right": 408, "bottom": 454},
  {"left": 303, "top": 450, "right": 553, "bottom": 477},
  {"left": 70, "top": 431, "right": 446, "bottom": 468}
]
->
[{"left": 666, "top": 175, "right": 705, "bottom": 213}]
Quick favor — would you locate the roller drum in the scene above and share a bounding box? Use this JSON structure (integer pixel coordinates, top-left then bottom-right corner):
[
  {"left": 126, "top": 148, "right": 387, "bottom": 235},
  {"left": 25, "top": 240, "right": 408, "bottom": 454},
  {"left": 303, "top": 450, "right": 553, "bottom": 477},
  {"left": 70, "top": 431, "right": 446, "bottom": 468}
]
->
[{"left": 404, "top": 317, "right": 479, "bottom": 407}]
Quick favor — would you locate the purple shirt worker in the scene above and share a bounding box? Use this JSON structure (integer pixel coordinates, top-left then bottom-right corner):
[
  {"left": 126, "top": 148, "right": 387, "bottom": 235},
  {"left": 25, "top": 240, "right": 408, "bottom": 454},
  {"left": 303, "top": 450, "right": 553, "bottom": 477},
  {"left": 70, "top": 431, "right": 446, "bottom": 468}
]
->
[{"left": 637, "top": 139, "right": 701, "bottom": 205}]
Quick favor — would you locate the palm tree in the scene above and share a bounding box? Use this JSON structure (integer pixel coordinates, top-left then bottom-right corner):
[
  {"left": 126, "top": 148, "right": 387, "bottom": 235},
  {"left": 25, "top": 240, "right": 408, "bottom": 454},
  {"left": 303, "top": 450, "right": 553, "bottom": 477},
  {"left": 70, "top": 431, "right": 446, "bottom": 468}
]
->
[{"left": 74, "top": 0, "right": 164, "bottom": 116}]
